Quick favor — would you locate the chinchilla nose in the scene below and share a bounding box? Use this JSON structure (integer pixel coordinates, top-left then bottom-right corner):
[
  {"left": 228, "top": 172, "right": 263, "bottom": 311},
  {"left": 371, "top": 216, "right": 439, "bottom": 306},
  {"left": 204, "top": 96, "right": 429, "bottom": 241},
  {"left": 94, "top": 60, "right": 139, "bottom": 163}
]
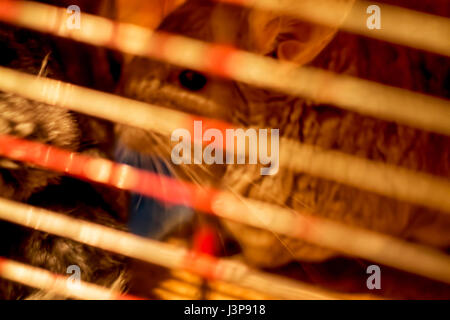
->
[
  {"left": 0, "top": 116, "right": 36, "bottom": 137},
  {"left": 13, "top": 122, "right": 35, "bottom": 137}
]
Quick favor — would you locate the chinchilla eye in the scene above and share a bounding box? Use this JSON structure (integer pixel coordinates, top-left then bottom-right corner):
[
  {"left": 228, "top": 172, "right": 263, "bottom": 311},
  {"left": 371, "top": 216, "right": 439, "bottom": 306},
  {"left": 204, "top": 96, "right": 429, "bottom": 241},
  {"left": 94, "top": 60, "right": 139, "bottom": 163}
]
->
[{"left": 178, "top": 70, "right": 207, "bottom": 91}]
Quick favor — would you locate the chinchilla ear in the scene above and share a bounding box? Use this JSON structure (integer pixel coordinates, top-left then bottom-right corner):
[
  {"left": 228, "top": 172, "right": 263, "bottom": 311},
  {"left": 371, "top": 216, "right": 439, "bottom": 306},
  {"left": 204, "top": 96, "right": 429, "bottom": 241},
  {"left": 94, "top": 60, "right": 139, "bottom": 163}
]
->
[
  {"left": 115, "top": 0, "right": 187, "bottom": 64},
  {"left": 275, "top": 18, "right": 338, "bottom": 65},
  {"left": 247, "top": 10, "right": 282, "bottom": 55},
  {"left": 247, "top": 0, "right": 355, "bottom": 65},
  {"left": 116, "top": 0, "right": 186, "bottom": 29}
]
